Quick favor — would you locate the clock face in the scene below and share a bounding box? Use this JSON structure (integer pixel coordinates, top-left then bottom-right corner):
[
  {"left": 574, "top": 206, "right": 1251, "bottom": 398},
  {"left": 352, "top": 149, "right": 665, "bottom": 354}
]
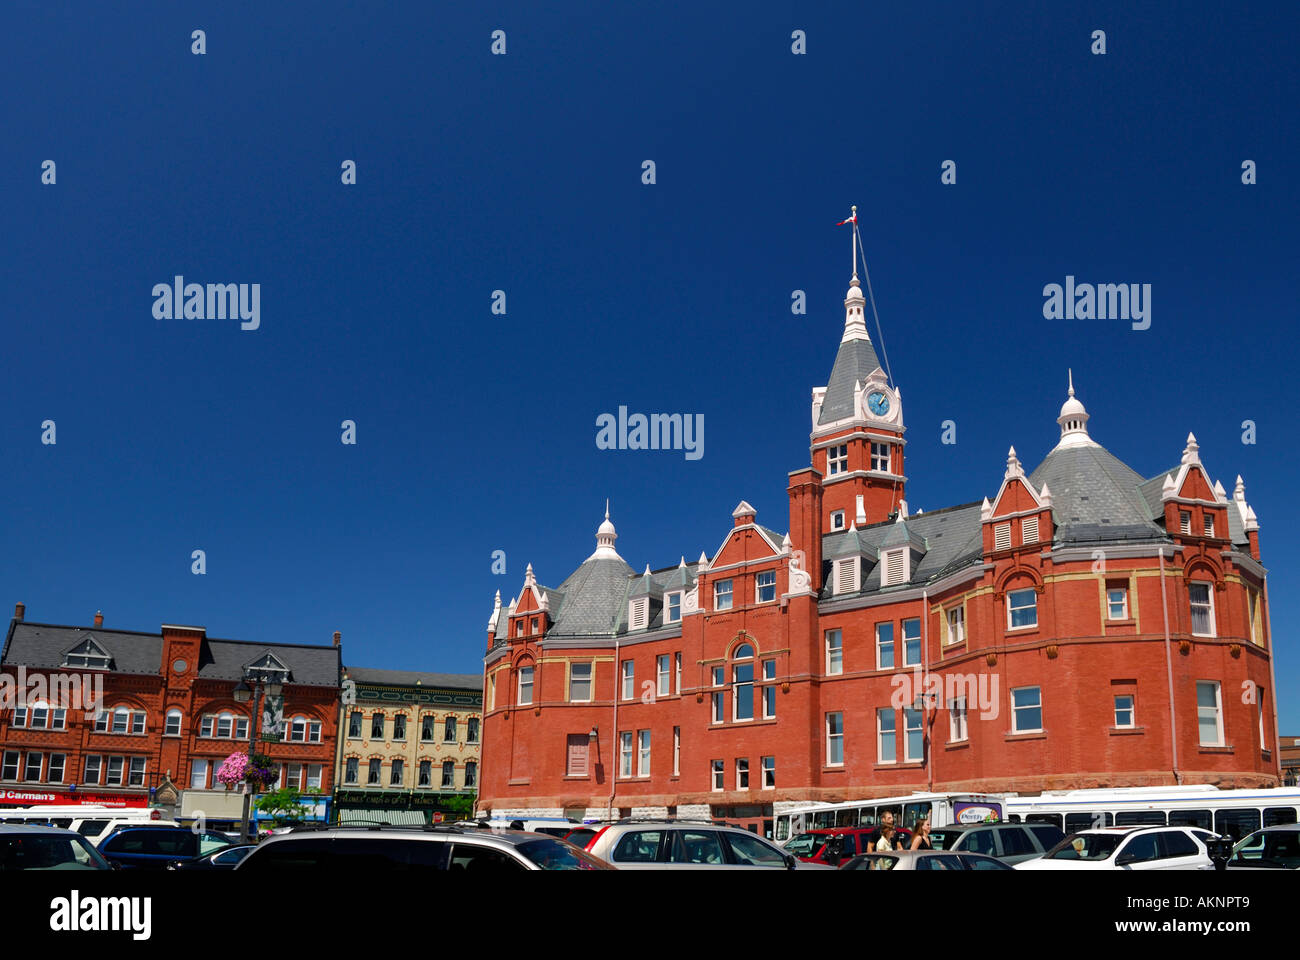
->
[{"left": 867, "top": 391, "right": 891, "bottom": 417}]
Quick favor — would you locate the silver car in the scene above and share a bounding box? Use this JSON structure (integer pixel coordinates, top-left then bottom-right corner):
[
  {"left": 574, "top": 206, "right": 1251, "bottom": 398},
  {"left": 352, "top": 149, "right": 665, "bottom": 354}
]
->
[
  {"left": 1225, "top": 824, "right": 1300, "bottom": 869},
  {"left": 0, "top": 824, "right": 114, "bottom": 871},
  {"left": 236, "top": 823, "right": 614, "bottom": 871},
  {"left": 585, "top": 820, "right": 834, "bottom": 870}
]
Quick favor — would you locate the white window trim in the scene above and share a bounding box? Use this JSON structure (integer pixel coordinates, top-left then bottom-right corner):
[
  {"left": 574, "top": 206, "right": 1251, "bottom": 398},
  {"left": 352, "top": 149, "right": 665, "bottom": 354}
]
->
[
  {"left": 994, "top": 522, "right": 1011, "bottom": 552},
  {"left": 949, "top": 697, "right": 968, "bottom": 743},
  {"left": 761, "top": 756, "right": 775, "bottom": 789},
  {"left": 735, "top": 757, "right": 749, "bottom": 791},
  {"left": 621, "top": 660, "right": 635, "bottom": 701},
  {"left": 517, "top": 666, "right": 534, "bottom": 706},
  {"left": 665, "top": 592, "right": 683, "bottom": 623},
  {"left": 830, "top": 510, "right": 846, "bottom": 531},
  {"left": 1197, "top": 681, "right": 1224, "bottom": 747},
  {"left": 828, "top": 444, "right": 848, "bottom": 476},
  {"left": 1114, "top": 694, "right": 1135, "bottom": 728},
  {"left": 1189, "top": 582, "right": 1216, "bottom": 637},
  {"left": 876, "top": 623, "right": 894, "bottom": 670},
  {"left": 903, "top": 708, "right": 923, "bottom": 762},
  {"left": 714, "top": 579, "right": 733, "bottom": 611},
  {"left": 826, "top": 713, "right": 844, "bottom": 767},
  {"left": 568, "top": 662, "right": 593, "bottom": 703},
  {"left": 902, "top": 618, "right": 922, "bottom": 667},
  {"left": 755, "top": 570, "right": 777, "bottom": 604},
  {"left": 877, "top": 707, "right": 896, "bottom": 764},
  {"left": 882, "top": 548, "right": 907, "bottom": 587},
  {"left": 833, "top": 557, "right": 859, "bottom": 596},
  {"left": 1007, "top": 588, "right": 1038, "bottom": 631},
  {"left": 870, "top": 442, "right": 890, "bottom": 473},
  {"left": 825, "top": 629, "right": 843, "bottom": 675},
  {"left": 637, "top": 730, "right": 651, "bottom": 778},
  {"left": 1107, "top": 586, "right": 1129, "bottom": 621},
  {"left": 657, "top": 655, "right": 671, "bottom": 697},
  {"left": 1011, "top": 685, "right": 1043, "bottom": 734},
  {"left": 711, "top": 759, "right": 724, "bottom": 792},
  {"left": 946, "top": 605, "right": 965, "bottom": 645}
]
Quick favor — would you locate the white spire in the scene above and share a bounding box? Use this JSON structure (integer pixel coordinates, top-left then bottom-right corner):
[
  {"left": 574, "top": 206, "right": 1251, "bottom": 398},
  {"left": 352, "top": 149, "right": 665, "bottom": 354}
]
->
[
  {"left": 488, "top": 589, "right": 501, "bottom": 630},
  {"left": 841, "top": 206, "right": 871, "bottom": 343},
  {"left": 586, "top": 501, "right": 623, "bottom": 561},
  {"left": 697, "top": 550, "right": 710, "bottom": 572},
  {"left": 1005, "top": 445, "right": 1024, "bottom": 479},
  {"left": 1181, "top": 432, "right": 1200, "bottom": 465},
  {"left": 1055, "top": 370, "right": 1095, "bottom": 449}
]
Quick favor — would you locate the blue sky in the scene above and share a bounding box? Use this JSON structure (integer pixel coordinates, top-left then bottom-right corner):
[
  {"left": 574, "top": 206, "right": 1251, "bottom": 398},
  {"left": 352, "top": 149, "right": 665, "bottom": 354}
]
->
[{"left": 2, "top": 2, "right": 1297, "bottom": 729}]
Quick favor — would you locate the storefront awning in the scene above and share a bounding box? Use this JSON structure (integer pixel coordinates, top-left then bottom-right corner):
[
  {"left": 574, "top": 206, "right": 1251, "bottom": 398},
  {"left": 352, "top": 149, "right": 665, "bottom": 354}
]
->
[{"left": 338, "top": 808, "right": 427, "bottom": 826}]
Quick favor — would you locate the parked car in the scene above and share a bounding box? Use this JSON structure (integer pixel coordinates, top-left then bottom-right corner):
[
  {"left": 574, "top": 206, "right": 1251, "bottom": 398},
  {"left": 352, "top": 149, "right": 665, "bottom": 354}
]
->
[
  {"left": 236, "top": 824, "right": 613, "bottom": 871},
  {"left": 585, "top": 820, "right": 835, "bottom": 870},
  {"left": 561, "top": 826, "right": 599, "bottom": 848},
  {"left": 167, "top": 843, "right": 259, "bottom": 871},
  {"left": 928, "top": 822, "right": 1064, "bottom": 865},
  {"left": 0, "top": 824, "right": 114, "bottom": 871},
  {"left": 784, "top": 826, "right": 913, "bottom": 865},
  {"left": 1225, "top": 824, "right": 1300, "bottom": 870},
  {"left": 1015, "top": 826, "right": 1215, "bottom": 870},
  {"left": 98, "top": 825, "right": 238, "bottom": 870},
  {"left": 841, "top": 849, "right": 1015, "bottom": 870}
]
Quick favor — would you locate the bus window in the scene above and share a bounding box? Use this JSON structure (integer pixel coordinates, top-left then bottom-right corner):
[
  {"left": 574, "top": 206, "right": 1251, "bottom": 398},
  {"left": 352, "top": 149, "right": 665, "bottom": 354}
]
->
[
  {"left": 903, "top": 803, "right": 928, "bottom": 829},
  {"left": 1264, "top": 807, "right": 1298, "bottom": 827},
  {"left": 1214, "top": 809, "right": 1261, "bottom": 842},
  {"left": 813, "top": 811, "right": 836, "bottom": 830},
  {"left": 876, "top": 806, "right": 901, "bottom": 828},
  {"left": 775, "top": 820, "right": 789, "bottom": 842},
  {"left": 1168, "top": 809, "right": 1211, "bottom": 830},
  {"left": 1026, "top": 814, "right": 1063, "bottom": 830},
  {"left": 1115, "top": 811, "right": 1166, "bottom": 826},
  {"left": 859, "top": 808, "right": 877, "bottom": 826},
  {"left": 1065, "top": 812, "right": 1112, "bottom": 833},
  {"left": 836, "top": 809, "right": 857, "bottom": 827}
]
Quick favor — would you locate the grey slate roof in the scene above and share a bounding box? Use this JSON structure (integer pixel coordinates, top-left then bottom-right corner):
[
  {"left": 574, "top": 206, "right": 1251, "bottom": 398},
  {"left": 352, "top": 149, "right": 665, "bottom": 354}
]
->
[
  {"left": 821, "top": 502, "right": 984, "bottom": 597},
  {"left": 1, "top": 621, "right": 341, "bottom": 687},
  {"left": 344, "top": 666, "right": 481, "bottom": 690},
  {"left": 817, "top": 337, "right": 882, "bottom": 425},
  {"left": 548, "top": 556, "right": 637, "bottom": 637},
  {"left": 1026, "top": 443, "right": 1165, "bottom": 545},
  {"left": 3, "top": 624, "right": 162, "bottom": 676}
]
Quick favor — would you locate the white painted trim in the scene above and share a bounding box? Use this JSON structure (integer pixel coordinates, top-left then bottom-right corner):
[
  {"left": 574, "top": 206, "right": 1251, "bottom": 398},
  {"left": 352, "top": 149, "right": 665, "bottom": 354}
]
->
[{"left": 811, "top": 430, "right": 909, "bottom": 451}]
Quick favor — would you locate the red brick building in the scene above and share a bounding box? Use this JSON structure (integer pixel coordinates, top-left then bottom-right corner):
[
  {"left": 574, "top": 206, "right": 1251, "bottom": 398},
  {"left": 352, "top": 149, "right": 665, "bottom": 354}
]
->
[
  {"left": 478, "top": 268, "right": 1279, "bottom": 831},
  {"left": 0, "top": 606, "right": 341, "bottom": 810}
]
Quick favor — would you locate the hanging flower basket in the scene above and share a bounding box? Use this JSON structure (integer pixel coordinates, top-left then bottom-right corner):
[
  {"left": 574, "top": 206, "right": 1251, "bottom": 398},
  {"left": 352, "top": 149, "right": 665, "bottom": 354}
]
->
[{"left": 215, "top": 752, "right": 278, "bottom": 791}]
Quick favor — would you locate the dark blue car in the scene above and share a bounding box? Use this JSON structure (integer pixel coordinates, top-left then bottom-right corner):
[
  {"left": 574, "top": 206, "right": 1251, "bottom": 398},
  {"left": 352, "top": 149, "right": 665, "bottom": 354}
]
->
[{"left": 98, "top": 826, "right": 238, "bottom": 870}]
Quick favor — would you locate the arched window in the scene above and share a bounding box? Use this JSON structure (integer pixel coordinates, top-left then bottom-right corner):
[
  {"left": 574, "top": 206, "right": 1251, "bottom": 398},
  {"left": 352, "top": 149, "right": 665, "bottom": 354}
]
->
[
  {"left": 732, "top": 644, "right": 755, "bottom": 721},
  {"left": 164, "top": 709, "right": 183, "bottom": 737},
  {"left": 288, "top": 715, "right": 323, "bottom": 743}
]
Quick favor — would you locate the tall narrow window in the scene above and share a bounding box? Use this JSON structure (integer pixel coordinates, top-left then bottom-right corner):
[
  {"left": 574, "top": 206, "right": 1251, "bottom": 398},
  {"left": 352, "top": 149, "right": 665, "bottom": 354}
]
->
[
  {"left": 904, "top": 707, "right": 923, "bottom": 762},
  {"left": 657, "top": 655, "right": 671, "bottom": 696},
  {"left": 876, "top": 622, "right": 895, "bottom": 670},
  {"left": 666, "top": 592, "right": 682, "bottom": 623},
  {"left": 949, "top": 698, "right": 967, "bottom": 742},
  {"left": 826, "top": 713, "right": 844, "bottom": 766},
  {"left": 1189, "top": 583, "right": 1215, "bottom": 637},
  {"left": 761, "top": 660, "right": 776, "bottom": 719},
  {"left": 673, "top": 727, "right": 680, "bottom": 776},
  {"left": 674, "top": 653, "right": 681, "bottom": 694},
  {"left": 441, "top": 761, "right": 455, "bottom": 788},
  {"left": 620, "top": 732, "right": 634, "bottom": 778},
  {"left": 443, "top": 716, "right": 457, "bottom": 743},
  {"left": 947, "top": 606, "right": 965, "bottom": 645},
  {"left": 370, "top": 713, "right": 384, "bottom": 739},
  {"left": 825, "top": 629, "right": 843, "bottom": 675},
  {"left": 877, "top": 708, "right": 896, "bottom": 763},
  {"left": 736, "top": 758, "right": 749, "bottom": 790},
  {"left": 711, "top": 759, "right": 724, "bottom": 791},
  {"left": 517, "top": 666, "right": 534, "bottom": 706},
  {"left": 1107, "top": 586, "right": 1129, "bottom": 620},
  {"left": 570, "top": 662, "right": 593, "bottom": 702},
  {"left": 761, "top": 756, "right": 775, "bottom": 789},
  {"left": 1114, "top": 695, "right": 1134, "bottom": 728},
  {"left": 464, "top": 762, "right": 477, "bottom": 788},
  {"left": 902, "top": 618, "right": 921, "bottom": 666},
  {"left": 733, "top": 659, "right": 754, "bottom": 722},
  {"left": 711, "top": 667, "right": 725, "bottom": 723},
  {"left": 638, "top": 730, "right": 651, "bottom": 777},
  {"left": 756, "top": 571, "right": 776, "bottom": 603},
  {"left": 1197, "top": 681, "right": 1223, "bottom": 746},
  {"left": 621, "top": 660, "right": 635, "bottom": 701}
]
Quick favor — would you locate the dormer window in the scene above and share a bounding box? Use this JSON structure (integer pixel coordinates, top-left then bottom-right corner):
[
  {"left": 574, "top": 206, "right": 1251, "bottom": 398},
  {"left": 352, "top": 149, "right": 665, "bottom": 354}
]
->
[
  {"left": 629, "top": 597, "right": 649, "bottom": 630},
  {"left": 246, "top": 653, "right": 290, "bottom": 686},
  {"left": 63, "top": 637, "right": 111, "bottom": 670},
  {"left": 833, "top": 557, "right": 859, "bottom": 595},
  {"left": 827, "top": 444, "right": 848, "bottom": 476},
  {"left": 666, "top": 592, "right": 682, "bottom": 623},
  {"left": 881, "top": 548, "right": 907, "bottom": 587}
]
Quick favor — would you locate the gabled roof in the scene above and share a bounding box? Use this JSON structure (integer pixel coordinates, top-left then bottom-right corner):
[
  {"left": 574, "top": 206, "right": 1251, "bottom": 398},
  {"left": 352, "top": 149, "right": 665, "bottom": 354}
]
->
[
  {"left": 817, "top": 338, "right": 882, "bottom": 425},
  {"left": 821, "top": 501, "right": 983, "bottom": 597}
]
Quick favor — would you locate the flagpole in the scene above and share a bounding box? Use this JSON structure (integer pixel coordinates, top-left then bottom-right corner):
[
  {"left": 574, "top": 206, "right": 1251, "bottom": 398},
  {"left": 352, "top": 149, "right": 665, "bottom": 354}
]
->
[{"left": 851, "top": 205, "right": 857, "bottom": 278}]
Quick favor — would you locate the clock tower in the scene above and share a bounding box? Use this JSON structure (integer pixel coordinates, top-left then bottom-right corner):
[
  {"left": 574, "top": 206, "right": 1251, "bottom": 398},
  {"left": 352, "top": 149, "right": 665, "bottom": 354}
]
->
[{"left": 808, "top": 230, "right": 906, "bottom": 532}]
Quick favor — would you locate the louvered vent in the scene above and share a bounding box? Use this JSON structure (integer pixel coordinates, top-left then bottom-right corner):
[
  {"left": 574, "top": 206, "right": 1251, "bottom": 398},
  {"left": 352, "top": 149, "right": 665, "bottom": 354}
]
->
[
  {"left": 994, "top": 523, "right": 1011, "bottom": 551},
  {"left": 835, "top": 558, "right": 858, "bottom": 594},
  {"left": 1022, "top": 516, "right": 1039, "bottom": 545}
]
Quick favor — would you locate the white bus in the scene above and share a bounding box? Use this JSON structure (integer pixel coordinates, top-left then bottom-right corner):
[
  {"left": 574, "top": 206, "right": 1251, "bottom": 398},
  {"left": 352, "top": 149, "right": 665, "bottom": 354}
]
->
[
  {"left": 1004, "top": 785, "right": 1300, "bottom": 843},
  {"left": 774, "top": 792, "right": 1003, "bottom": 844},
  {"left": 0, "top": 804, "right": 174, "bottom": 846}
]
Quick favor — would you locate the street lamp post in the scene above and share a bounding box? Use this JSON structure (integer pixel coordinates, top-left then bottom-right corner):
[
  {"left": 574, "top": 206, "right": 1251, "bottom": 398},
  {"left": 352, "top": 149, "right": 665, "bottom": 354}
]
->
[{"left": 233, "top": 672, "right": 283, "bottom": 843}]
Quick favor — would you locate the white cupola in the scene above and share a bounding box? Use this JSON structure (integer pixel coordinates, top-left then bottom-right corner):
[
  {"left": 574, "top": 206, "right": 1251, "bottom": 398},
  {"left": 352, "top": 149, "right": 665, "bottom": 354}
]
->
[{"left": 1055, "top": 369, "right": 1096, "bottom": 449}]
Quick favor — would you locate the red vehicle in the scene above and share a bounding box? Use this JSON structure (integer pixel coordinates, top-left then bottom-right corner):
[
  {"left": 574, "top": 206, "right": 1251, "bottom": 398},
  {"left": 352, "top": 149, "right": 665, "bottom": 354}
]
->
[{"left": 784, "top": 827, "right": 913, "bottom": 866}]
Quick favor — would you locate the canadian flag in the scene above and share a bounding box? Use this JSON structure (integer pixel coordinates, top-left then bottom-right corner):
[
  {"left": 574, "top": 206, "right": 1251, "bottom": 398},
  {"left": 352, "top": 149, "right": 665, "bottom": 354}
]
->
[{"left": 836, "top": 212, "right": 857, "bottom": 226}]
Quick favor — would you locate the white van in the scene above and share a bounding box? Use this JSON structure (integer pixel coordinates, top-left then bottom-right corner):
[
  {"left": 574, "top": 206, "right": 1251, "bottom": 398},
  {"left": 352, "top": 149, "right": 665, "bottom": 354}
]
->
[
  {"left": 476, "top": 817, "right": 582, "bottom": 839},
  {"left": 0, "top": 805, "right": 179, "bottom": 846}
]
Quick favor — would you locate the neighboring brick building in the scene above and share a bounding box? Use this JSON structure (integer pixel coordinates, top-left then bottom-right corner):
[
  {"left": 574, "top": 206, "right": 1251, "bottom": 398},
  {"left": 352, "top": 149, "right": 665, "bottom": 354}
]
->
[
  {"left": 333, "top": 668, "right": 482, "bottom": 824},
  {"left": 1280, "top": 735, "right": 1300, "bottom": 786},
  {"left": 478, "top": 265, "right": 1280, "bottom": 832},
  {"left": 0, "top": 606, "right": 341, "bottom": 812}
]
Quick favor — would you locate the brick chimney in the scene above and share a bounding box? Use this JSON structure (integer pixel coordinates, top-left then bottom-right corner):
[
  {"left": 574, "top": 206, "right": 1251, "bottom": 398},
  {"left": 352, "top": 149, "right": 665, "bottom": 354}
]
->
[
  {"left": 332, "top": 630, "right": 341, "bottom": 648},
  {"left": 14, "top": 602, "right": 24, "bottom": 621},
  {"left": 94, "top": 611, "right": 103, "bottom": 627}
]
